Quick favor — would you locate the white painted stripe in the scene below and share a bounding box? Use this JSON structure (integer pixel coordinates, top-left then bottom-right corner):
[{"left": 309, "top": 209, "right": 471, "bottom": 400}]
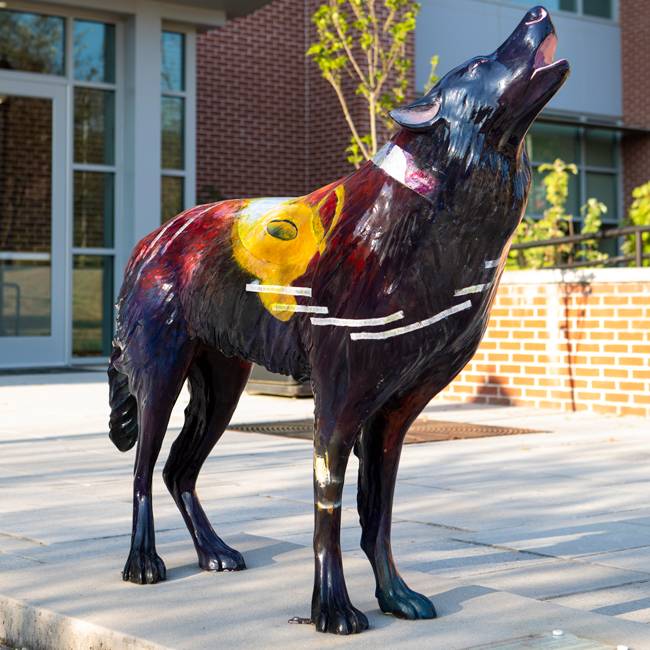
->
[
  {"left": 454, "top": 284, "right": 488, "bottom": 296},
  {"left": 272, "top": 304, "right": 329, "bottom": 314},
  {"left": 246, "top": 284, "right": 312, "bottom": 297},
  {"left": 0, "top": 252, "right": 51, "bottom": 261},
  {"left": 310, "top": 311, "right": 404, "bottom": 327},
  {"left": 350, "top": 301, "right": 472, "bottom": 341},
  {"left": 485, "top": 259, "right": 500, "bottom": 269},
  {"left": 379, "top": 145, "right": 407, "bottom": 185}
]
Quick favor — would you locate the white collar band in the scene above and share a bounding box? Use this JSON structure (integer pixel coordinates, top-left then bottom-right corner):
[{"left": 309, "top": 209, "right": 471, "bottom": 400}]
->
[{"left": 371, "top": 142, "right": 442, "bottom": 200}]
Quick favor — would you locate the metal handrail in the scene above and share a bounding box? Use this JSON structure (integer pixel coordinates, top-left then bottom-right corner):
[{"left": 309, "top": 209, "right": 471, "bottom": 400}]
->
[{"left": 510, "top": 224, "right": 650, "bottom": 268}]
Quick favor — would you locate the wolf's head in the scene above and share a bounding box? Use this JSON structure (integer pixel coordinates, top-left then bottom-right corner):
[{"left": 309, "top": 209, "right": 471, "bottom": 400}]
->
[{"left": 391, "top": 6, "right": 569, "bottom": 152}]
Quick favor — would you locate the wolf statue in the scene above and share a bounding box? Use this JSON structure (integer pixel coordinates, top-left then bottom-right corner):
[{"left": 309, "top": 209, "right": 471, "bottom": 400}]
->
[{"left": 108, "top": 6, "right": 569, "bottom": 635}]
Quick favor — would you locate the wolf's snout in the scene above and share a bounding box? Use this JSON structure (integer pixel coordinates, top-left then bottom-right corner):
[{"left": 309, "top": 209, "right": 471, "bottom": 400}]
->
[
  {"left": 531, "top": 33, "right": 558, "bottom": 79},
  {"left": 525, "top": 6, "right": 548, "bottom": 25}
]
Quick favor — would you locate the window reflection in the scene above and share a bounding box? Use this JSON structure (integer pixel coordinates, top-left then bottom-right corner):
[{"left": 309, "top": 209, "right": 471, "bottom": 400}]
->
[
  {"left": 525, "top": 123, "right": 618, "bottom": 225},
  {"left": 0, "top": 261, "right": 51, "bottom": 337},
  {"left": 0, "top": 96, "right": 52, "bottom": 253},
  {"left": 162, "top": 32, "right": 184, "bottom": 92},
  {"left": 162, "top": 97, "right": 184, "bottom": 169},
  {"left": 586, "top": 131, "right": 617, "bottom": 168},
  {"left": 74, "top": 20, "right": 115, "bottom": 83},
  {"left": 74, "top": 171, "right": 114, "bottom": 248},
  {"left": 526, "top": 124, "right": 579, "bottom": 165},
  {"left": 0, "top": 10, "right": 65, "bottom": 75},
  {"left": 73, "top": 255, "right": 113, "bottom": 356},
  {"left": 501, "top": 0, "right": 577, "bottom": 11},
  {"left": 161, "top": 176, "right": 183, "bottom": 224},
  {"left": 74, "top": 88, "right": 115, "bottom": 165},
  {"left": 583, "top": 0, "right": 612, "bottom": 19}
]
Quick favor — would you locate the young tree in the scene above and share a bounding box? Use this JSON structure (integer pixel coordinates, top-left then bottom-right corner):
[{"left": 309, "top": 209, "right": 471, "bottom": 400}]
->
[
  {"left": 307, "top": 0, "right": 438, "bottom": 168},
  {"left": 508, "top": 158, "right": 608, "bottom": 269},
  {"left": 622, "top": 180, "right": 650, "bottom": 266}
]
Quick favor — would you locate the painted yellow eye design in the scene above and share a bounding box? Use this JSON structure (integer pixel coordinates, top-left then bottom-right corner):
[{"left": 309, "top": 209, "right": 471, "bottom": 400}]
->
[
  {"left": 232, "top": 186, "right": 345, "bottom": 321},
  {"left": 267, "top": 219, "right": 298, "bottom": 241}
]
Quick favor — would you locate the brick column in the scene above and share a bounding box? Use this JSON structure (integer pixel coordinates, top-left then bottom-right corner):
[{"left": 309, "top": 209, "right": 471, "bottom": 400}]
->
[{"left": 620, "top": 0, "right": 650, "bottom": 215}]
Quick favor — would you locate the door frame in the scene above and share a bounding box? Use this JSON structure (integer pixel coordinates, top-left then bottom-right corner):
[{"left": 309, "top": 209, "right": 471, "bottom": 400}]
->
[{"left": 0, "top": 77, "right": 69, "bottom": 368}]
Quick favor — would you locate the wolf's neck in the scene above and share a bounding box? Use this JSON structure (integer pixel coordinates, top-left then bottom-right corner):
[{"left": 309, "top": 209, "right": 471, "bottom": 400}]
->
[{"left": 371, "top": 142, "right": 442, "bottom": 201}]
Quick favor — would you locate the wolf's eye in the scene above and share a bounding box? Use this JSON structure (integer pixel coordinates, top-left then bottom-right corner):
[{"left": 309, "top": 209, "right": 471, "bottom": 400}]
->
[{"left": 267, "top": 219, "right": 298, "bottom": 241}]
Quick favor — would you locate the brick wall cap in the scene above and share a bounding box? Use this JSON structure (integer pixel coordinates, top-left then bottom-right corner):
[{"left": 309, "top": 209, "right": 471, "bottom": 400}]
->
[{"left": 501, "top": 268, "right": 650, "bottom": 285}]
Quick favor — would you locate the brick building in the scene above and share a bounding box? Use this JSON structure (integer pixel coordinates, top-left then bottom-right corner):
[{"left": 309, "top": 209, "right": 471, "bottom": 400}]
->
[
  {"left": 1, "top": 0, "right": 648, "bottom": 371},
  {"left": 196, "top": 0, "right": 650, "bottom": 221},
  {"left": 195, "top": 0, "right": 413, "bottom": 201}
]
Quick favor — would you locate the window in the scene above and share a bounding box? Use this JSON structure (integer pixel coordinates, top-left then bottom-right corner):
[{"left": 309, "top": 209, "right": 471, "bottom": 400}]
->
[
  {"left": 71, "top": 19, "right": 116, "bottom": 358},
  {"left": 501, "top": 0, "right": 613, "bottom": 19},
  {"left": 525, "top": 123, "right": 620, "bottom": 256},
  {"left": 161, "top": 31, "right": 185, "bottom": 224},
  {"left": 0, "top": 10, "right": 65, "bottom": 75}
]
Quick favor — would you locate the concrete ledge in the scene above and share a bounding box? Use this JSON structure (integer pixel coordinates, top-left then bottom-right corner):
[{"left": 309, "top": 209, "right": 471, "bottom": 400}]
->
[
  {"left": 0, "top": 595, "right": 172, "bottom": 650},
  {"left": 502, "top": 267, "right": 650, "bottom": 284}
]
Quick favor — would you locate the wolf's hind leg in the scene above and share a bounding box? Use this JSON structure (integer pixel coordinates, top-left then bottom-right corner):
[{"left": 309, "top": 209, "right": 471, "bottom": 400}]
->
[
  {"left": 123, "top": 347, "right": 195, "bottom": 585},
  {"left": 163, "top": 347, "right": 252, "bottom": 572},
  {"left": 355, "top": 388, "right": 437, "bottom": 620}
]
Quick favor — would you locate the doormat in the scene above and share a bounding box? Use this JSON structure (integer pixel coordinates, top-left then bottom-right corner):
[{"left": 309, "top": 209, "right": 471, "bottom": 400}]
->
[{"left": 227, "top": 418, "right": 546, "bottom": 444}]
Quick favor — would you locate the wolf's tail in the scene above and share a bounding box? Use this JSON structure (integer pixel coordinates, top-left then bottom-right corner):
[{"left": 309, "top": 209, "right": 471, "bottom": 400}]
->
[{"left": 108, "top": 347, "right": 139, "bottom": 452}]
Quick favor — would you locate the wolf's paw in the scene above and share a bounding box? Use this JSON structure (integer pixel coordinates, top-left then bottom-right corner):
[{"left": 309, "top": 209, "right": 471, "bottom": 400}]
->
[
  {"left": 377, "top": 580, "right": 436, "bottom": 620},
  {"left": 313, "top": 603, "right": 369, "bottom": 635},
  {"left": 198, "top": 541, "right": 246, "bottom": 572},
  {"left": 122, "top": 549, "right": 166, "bottom": 584}
]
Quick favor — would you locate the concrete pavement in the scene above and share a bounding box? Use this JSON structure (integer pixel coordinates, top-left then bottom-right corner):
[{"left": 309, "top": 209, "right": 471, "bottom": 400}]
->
[{"left": 0, "top": 369, "right": 649, "bottom": 650}]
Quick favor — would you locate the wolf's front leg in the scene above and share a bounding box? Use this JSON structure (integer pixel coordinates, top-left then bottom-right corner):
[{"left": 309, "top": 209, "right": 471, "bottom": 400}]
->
[
  {"left": 355, "top": 390, "right": 437, "bottom": 620},
  {"left": 311, "top": 418, "right": 369, "bottom": 634}
]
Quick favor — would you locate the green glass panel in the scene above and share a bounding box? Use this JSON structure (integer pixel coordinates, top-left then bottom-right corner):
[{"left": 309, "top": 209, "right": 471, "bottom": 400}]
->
[
  {"left": 73, "top": 255, "right": 113, "bottom": 357},
  {"left": 525, "top": 166, "right": 580, "bottom": 218},
  {"left": 74, "top": 171, "right": 114, "bottom": 248},
  {"left": 0, "top": 10, "right": 64, "bottom": 75},
  {"left": 74, "top": 88, "right": 115, "bottom": 165},
  {"left": 585, "top": 130, "right": 616, "bottom": 168},
  {"left": 559, "top": 0, "right": 577, "bottom": 11},
  {"left": 0, "top": 261, "right": 51, "bottom": 337},
  {"left": 492, "top": 0, "right": 574, "bottom": 9},
  {"left": 74, "top": 20, "right": 115, "bottom": 83},
  {"left": 583, "top": 0, "right": 612, "bottom": 19},
  {"left": 161, "top": 176, "right": 183, "bottom": 224},
  {"left": 162, "top": 32, "right": 184, "bottom": 92},
  {"left": 162, "top": 97, "right": 184, "bottom": 170},
  {"left": 0, "top": 96, "right": 52, "bottom": 253},
  {"left": 586, "top": 172, "right": 617, "bottom": 222},
  {"left": 526, "top": 124, "right": 579, "bottom": 164}
]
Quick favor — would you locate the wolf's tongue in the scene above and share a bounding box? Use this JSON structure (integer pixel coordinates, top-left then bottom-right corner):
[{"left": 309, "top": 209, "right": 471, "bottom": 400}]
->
[{"left": 534, "top": 33, "right": 557, "bottom": 70}]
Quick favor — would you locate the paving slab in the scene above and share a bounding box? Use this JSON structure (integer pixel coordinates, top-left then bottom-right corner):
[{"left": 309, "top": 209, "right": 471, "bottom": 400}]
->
[
  {"left": 1, "top": 375, "right": 649, "bottom": 650},
  {"left": 551, "top": 582, "right": 650, "bottom": 624}
]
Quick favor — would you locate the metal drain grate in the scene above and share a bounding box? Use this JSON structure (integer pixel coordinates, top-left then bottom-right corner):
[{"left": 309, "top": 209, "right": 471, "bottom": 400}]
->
[{"left": 227, "top": 418, "right": 546, "bottom": 444}]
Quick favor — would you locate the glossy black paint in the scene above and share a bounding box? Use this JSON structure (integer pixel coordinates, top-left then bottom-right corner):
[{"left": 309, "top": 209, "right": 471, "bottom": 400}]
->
[{"left": 108, "top": 7, "right": 569, "bottom": 634}]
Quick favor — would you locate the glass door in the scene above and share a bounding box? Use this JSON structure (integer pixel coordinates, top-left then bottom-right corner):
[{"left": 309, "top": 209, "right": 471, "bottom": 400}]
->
[{"left": 0, "top": 78, "right": 67, "bottom": 367}]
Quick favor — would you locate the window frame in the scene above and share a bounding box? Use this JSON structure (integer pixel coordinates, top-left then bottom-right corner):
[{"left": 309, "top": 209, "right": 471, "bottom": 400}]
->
[
  {"left": 525, "top": 124, "right": 621, "bottom": 228},
  {"left": 0, "top": 2, "right": 122, "bottom": 363},
  {"left": 161, "top": 24, "right": 196, "bottom": 225},
  {"left": 476, "top": 0, "right": 617, "bottom": 22}
]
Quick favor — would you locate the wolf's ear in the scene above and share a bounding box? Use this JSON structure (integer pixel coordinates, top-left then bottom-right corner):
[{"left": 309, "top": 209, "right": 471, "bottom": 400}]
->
[{"left": 390, "top": 98, "right": 441, "bottom": 132}]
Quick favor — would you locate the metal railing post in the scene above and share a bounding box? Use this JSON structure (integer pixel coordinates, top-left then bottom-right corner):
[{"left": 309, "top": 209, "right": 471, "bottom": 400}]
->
[{"left": 635, "top": 230, "right": 643, "bottom": 267}]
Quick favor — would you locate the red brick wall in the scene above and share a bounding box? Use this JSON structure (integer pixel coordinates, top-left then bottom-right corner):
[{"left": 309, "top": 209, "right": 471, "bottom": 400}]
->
[
  {"left": 434, "top": 270, "right": 650, "bottom": 418},
  {"left": 196, "top": 0, "right": 415, "bottom": 201},
  {"left": 620, "top": 0, "right": 650, "bottom": 214}
]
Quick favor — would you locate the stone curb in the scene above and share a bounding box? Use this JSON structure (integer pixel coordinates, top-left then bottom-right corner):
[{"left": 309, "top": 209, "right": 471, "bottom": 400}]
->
[{"left": 0, "top": 596, "right": 173, "bottom": 650}]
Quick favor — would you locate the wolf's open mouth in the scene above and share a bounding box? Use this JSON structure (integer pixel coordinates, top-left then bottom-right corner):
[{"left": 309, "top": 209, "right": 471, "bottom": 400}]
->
[{"left": 531, "top": 33, "right": 565, "bottom": 79}]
